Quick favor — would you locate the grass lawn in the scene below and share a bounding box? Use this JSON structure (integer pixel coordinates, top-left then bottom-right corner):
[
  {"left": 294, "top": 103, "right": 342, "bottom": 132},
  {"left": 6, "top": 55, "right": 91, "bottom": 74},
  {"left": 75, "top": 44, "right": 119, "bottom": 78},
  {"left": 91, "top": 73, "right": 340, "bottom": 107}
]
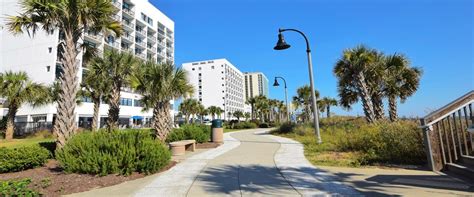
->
[{"left": 0, "top": 137, "right": 54, "bottom": 149}]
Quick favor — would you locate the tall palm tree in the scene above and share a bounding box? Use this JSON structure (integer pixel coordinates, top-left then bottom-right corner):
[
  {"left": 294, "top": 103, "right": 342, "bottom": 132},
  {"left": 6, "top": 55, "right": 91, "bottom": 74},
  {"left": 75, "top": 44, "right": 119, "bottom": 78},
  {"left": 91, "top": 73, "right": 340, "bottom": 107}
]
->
[
  {"left": 131, "top": 61, "right": 193, "bottom": 141},
  {"left": 292, "top": 85, "right": 319, "bottom": 122},
  {"left": 254, "top": 95, "right": 269, "bottom": 122},
  {"left": 246, "top": 97, "right": 257, "bottom": 120},
  {"left": 80, "top": 57, "right": 111, "bottom": 131},
  {"left": 334, "top": 45, "right": 378, "bottom": 123},
  {"left": 368, "top": 52, "right": 386, "bottom": 120},
  {"left": 207, "top": 106, "right": 223, "bottom": 120},
  {"left": 383, "top": 54, "right": 422, "bottom": 121},
  {"left": 0, "top": 71, "right": 50, "bottom": 140},
  {"left": 7, "top": 0, "right": 122, "bottom": 147},
  {"left": 233, "top": 111, "right": 244, "bottom": 122},
  {"left": 319, "top": 97, "right": 338, "bottom": 118},
  {"left": 102, "top": 50, "right": 138, "bottom": 130}
]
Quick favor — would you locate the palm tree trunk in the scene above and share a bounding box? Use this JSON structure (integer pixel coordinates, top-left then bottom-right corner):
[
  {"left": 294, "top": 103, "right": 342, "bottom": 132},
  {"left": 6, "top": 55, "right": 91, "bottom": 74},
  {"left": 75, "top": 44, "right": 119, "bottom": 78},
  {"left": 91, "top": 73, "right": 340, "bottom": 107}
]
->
[
  {"left": 355, "top": 73, "right": 376, "bottom": 123},
  {"left": 327, "top": 106, "right": 331, "bottom": 118},
  {"left": 389, "top": 95, "right": 398, "bottom": 122},
  {"left": 153, "top": 101, "right": 172, "bottom": 141},
  {"left": 5, "top": 106, "right": 17, "bottom": 140},
  {"left": 55, "top": 30, "right": 80, "bottom": 148},
  {"left": 372, "top": 92, "right": 385, "bottom": 120},
  {"left": 185, "top": 114, "right": 189, "bottom": 124},
  {"left": 107, "top": 82, "right": 121, "bottom": 130},
  {"left": 91, "top": 97, "right": 100, "bottom": 131}
]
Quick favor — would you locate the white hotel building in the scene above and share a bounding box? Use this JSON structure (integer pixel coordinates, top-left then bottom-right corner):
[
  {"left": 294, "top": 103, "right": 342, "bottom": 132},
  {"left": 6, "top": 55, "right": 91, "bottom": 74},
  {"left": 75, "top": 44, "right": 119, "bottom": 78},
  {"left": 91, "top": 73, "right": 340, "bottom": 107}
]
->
[
  {"left": 0, "top": 0, "right": 175, "bottom": 129},
  {"left": 243, "top": 72, "right": 269, "bottom": 101},
  {"left": 182, "top": 59, "right": 245, "bottom": 120}
]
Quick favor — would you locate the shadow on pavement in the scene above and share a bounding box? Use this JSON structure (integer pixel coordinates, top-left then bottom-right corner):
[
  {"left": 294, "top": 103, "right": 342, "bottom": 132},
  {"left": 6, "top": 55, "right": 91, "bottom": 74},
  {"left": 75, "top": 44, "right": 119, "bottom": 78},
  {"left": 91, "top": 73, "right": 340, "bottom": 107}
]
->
[{"left": 195, "top": 164, "right": 474, "bottom": 196}]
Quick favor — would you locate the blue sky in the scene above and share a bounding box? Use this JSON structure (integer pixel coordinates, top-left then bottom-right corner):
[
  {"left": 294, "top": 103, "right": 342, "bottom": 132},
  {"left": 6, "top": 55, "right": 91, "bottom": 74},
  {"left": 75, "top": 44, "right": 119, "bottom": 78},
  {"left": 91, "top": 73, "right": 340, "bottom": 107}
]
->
[{"left": 151, "top": 0, "right": 473, "bottom": 117}]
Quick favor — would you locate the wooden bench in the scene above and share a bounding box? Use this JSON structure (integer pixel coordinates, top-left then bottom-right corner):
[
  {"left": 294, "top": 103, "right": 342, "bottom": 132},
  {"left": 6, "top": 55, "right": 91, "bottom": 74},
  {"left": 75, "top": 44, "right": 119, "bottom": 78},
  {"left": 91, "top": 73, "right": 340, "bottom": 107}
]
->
[{"left": 169, "top": 140, "right": 196, "bottom": 156}]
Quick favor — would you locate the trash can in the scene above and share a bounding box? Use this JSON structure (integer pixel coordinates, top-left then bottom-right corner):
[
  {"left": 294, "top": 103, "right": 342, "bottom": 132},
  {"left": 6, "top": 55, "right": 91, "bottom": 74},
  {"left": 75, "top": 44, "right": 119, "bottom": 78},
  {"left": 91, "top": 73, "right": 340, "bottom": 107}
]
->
[{"left": 211, "top": 119, "right": 223, "bottom": 144}]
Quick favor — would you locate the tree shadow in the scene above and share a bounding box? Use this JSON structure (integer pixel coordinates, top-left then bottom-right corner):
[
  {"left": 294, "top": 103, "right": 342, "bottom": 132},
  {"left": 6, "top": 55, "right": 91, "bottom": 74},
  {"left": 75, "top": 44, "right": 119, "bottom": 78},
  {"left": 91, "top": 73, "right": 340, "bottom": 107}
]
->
[{"left": 195, "top": 164, "right": 473, "bottom": 196}]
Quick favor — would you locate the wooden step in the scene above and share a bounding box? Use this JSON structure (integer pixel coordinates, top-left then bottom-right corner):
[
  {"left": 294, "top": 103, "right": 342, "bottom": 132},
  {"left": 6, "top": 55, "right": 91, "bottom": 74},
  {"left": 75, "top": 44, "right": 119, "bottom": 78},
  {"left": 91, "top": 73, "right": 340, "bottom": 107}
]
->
[{"left": 446, "top": 163, "right": 474, "bottom": 182}]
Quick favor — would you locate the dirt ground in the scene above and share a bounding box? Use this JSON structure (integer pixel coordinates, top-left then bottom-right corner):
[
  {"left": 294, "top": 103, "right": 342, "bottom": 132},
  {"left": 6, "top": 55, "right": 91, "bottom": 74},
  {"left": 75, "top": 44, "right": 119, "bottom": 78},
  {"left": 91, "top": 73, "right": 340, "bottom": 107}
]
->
[{"left": 0, "top": 160, "right": 176, "bottom": 196}]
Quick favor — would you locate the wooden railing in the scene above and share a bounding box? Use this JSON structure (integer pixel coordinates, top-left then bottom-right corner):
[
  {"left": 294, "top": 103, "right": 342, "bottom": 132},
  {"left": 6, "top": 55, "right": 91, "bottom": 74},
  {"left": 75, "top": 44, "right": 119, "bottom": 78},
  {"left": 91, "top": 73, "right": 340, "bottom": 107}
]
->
[{"left": 420, "top": 90, "right": 474, "bottom": 171}]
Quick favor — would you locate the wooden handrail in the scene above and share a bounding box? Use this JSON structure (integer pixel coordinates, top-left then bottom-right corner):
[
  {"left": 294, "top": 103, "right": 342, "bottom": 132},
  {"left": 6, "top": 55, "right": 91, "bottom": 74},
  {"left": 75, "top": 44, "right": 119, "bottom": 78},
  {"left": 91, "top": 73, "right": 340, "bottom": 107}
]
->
[{"left": 421, "top": 90, "right": 474, "bottom": 128}]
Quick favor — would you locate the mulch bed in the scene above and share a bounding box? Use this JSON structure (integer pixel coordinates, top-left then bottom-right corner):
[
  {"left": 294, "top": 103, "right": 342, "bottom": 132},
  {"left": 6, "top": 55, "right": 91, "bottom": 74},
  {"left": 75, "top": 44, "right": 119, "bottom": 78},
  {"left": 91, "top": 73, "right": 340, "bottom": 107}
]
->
[
  {"left": 0, "top": 160, "right": 176, "bottom": 197},
  {"left": 196, "top": 142, "right": 221, "bottom": 149}
]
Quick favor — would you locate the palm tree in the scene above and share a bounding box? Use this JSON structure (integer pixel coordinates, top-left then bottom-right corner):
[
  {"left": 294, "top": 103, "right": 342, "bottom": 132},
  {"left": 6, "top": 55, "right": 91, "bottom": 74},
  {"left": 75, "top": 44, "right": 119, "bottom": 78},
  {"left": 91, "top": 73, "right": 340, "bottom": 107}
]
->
[
  {"left": 80, "top": 57, "right": 111, "bottom": 131},
  {"left": 254, "top": 95, "right": 269, "bottom": 122},
  {"left": 102, "top": 50, "right": 138, "bottom": 130},
  {"left": 319, "top": 97, "right": 338, "bottom": 118},
  {"left": 7, "top": 0, "right": 121, "bottom": 147},
  {"left": 244, "top": 112, "right": 251, "bottom": 121},
  {"left": 0, "top": 71, "right": 50, "bottom": 140},
  {"left": 292, "top": 85, "right": 319, "bottom": 122},
  {"left": 233, "top": 111, "right": 244, "bottom": 122},
  {"left": 383, "top": 54, "right": 422, "bottom": 121},
  {"left": 368, "top": 52, "right": 387, "bottom": 120},
  {"left": 207, "top": 106, "right": 222, "bottom": 120},
  {"left": 179, "top": 98, "right": 199, "bottom": 124},
  {"left": 334, "top": 45, "right": 378, "bottom": 123},
  {"left": 246, "top": 97, "right": 257, "bottom": 120},
  {"left": 131, "top": 61, "right": 193, "bottom": 141},
  {"left": 197, "top": 104, "right": 208, "bottom": 123}
]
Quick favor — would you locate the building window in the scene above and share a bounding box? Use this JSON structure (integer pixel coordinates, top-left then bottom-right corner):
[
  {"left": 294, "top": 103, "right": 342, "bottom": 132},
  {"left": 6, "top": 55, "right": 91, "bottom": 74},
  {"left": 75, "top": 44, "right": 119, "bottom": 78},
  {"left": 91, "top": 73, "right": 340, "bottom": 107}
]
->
[
  {"left": 211, "top": 66, "right": 214, "bottom": 69},
  {"left": 141, "top": 13, "right": 146, "bottom": 21},
  {"left": 198, "top": 73, "right": 201, "bottom": 76},
  {"left": 192, "top": 68, "right": 195, "bottom": 71},
  {"left": 199, "top": 86, "right": 202, "bottom": 89},
  {"left": 133, "top": 99, "right": 142, "bottom": 107}
]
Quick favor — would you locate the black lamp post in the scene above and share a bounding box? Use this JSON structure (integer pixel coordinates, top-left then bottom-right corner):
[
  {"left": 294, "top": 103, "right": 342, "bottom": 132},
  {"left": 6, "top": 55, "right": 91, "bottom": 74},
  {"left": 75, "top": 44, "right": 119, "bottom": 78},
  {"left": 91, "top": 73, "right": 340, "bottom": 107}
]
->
[
  {"left": 273, "top": 77, "right": 290, "bottom": 122},
  {"left": 274, "top": 28, "right": 322, "bottom": 144}
]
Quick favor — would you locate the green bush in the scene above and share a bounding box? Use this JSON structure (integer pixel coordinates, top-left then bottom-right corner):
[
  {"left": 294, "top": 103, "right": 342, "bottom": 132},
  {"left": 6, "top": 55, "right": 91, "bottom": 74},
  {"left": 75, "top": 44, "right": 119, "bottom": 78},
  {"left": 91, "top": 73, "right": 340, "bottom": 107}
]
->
[
  {"left": 0, "top": 179, "right": 40, "bottom": 196},
  {"left": 56, "top": 129, "right": 171, "bottom": 176},
  {"left": 259, "top": 123, "right": 269, "bottom": 128},
  {"left": 233, "top": 122, "right": 257, "bottom": 129},
  {"left": 274, "top": 118, "right": 426, "bottom": 165},
  {"left": 166, "top": 124, "right": 210, "bottom": 143},
  {"left": 0, "top": 145, "right": 51, "bottom": 173}
]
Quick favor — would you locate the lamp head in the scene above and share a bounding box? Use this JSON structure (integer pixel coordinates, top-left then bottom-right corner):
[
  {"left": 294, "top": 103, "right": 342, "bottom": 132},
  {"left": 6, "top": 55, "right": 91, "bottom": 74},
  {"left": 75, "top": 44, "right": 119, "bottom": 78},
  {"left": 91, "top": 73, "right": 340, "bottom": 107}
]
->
[
  {"left": 273, "top": 78, "right": 280, "bottom": 87},
  {"left": 273, "top": 32, "right": 291, "bottom": 50}
]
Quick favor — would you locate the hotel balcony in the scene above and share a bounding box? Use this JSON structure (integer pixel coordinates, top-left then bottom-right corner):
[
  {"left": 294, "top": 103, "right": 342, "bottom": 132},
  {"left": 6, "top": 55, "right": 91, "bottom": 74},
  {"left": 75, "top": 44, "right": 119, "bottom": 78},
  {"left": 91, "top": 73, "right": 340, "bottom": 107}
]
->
[
  {"left": 112, "top": 1, "right": 121, "bottom": 9},
  {"left": 121, "top": 20, "right": 134, "bottom": 31},
  {"left": 105, "top": 41, "right": 120, "bottom": 50},
  {"left": 147, "top": 35, "right": 157, "bottom": 43},
  {"left": 122, "top": 34, "right": 134, "bottom": 43},
  {"left": 112, "top": 14, "right": 121, "bottom": 22},
  {"left": 135, "top": 52, "right": 146, "bottom": 60},
  {"left": 135, "top": 29, "right": 146, "bottom": 38},
  {"left": 147, "top": 46, "right": 157, "bottom": 54},
  {"left": 122, "top": 8, "right": 134, "bottom": 18},
  {"left": 84, "top": 31, "right": 103, "bottom": 43},
  {"left": 135, "top": 41, "right": 146, "bottom": 48}
]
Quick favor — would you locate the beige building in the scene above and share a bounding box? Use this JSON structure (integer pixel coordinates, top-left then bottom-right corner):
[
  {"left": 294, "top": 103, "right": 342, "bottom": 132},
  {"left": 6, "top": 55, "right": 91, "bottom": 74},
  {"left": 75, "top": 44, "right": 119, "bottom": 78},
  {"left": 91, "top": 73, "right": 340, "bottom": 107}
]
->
[{"left": 243, "top": 72, "right": 269, "bottom": 101}]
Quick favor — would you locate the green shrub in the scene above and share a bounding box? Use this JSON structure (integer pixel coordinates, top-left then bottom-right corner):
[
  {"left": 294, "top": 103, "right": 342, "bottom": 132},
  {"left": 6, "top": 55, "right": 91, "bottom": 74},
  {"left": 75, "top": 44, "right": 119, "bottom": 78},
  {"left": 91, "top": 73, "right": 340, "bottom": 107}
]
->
[
  {"left": 259, "top": 123, "right": 269, "bottom": 128},
  {"left": 0, "top": 179, "right": 40, "bottom": 196},
  {"left": 0, "top": 145, "right": 51, "bottom": 173},
  {"left": 56, "top": 129, "right": 171, "bottom": 176},
  {"left": 272, "top": 122, "right": 296, "bottom": 134},
  {"left": 166, "top": 124, "right": 210, "bottom": 143},
  {"left": 233, "top": 122, "right": 257, "bottom": 129}
]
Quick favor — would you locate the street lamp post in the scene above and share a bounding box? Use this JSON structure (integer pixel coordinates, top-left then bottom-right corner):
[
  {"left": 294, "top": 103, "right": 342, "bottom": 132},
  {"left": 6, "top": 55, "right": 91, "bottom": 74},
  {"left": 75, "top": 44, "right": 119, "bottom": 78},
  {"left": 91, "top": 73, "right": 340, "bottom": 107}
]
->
[
  {"left": 273, "top": 28, "right": 322, "bottom": 144},
  {"left": 273, "top": 77, "right": 290, "bottom": 122}
]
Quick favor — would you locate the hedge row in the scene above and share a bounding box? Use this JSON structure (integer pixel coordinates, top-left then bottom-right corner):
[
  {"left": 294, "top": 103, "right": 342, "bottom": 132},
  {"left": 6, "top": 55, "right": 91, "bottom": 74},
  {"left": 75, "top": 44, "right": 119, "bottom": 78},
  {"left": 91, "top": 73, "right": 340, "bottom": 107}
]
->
[
  {"left": 166, "top": 124, "right": 210, "bottom": 143},
  {"left": 0, "top": 145, "right": 51, "bottom": 173}
]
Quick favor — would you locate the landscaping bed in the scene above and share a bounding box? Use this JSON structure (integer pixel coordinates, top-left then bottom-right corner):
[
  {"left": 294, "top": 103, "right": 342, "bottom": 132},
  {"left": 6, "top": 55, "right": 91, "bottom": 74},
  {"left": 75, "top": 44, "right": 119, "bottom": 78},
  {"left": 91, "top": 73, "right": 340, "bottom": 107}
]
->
[
  {"left": 272, "top": 117, "right": 426, "bottom": 168},
  {"left": 0, "top": 160, "right": 176, "bottom": 196}
]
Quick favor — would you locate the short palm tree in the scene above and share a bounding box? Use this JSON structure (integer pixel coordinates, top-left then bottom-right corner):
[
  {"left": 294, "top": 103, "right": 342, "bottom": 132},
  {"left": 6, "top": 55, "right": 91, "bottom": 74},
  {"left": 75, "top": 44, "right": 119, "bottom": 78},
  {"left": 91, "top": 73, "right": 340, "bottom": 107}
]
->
[
  {"left": 102, "top": 50, "right": 138, "bottom": 130},
  {"left": 179, "top": 98, "right": 199, "bottom": 124},
  {"left": 80, "top": 57, "right": 111, "bottom": 130},
  {"left": 131, "top": 61, "right": 193, "bottom": 141},
  {"left": 233, "top": 111, "right": 244, "bottom": 122},
  {"left": 292, "top": 85, "right": 319, "bottom": 122},
  {"left": 383, "top": 54, "right": 422, "bottom": 121},
  {"left": 334, "top": 45, "right": 378, "bottom": 123},
  {"left": 7, "top": 0, "right": 121, "bottom": 147},
  {"left": 207, "top": 106, "right": 223, "bottom": 120},
  {"left": 244, "top": 112, "right": 251, "bottom": 121},
  {"left": 197, "top": 104, "right": 208, "bottom": 123},
  {"left": 319, "top": 97, "right": 338, "bottom": 118},
  {"left": 0, "top": 71, "right": 50, "bottom": 140}
]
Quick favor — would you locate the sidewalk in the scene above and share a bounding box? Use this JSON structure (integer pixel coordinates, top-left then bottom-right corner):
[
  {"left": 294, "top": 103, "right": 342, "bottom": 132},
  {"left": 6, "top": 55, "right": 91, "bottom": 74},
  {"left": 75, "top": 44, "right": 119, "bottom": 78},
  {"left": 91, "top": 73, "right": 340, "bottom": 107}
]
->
[{"left": 69, "top": 129, "right": 473, "bottom": 196}]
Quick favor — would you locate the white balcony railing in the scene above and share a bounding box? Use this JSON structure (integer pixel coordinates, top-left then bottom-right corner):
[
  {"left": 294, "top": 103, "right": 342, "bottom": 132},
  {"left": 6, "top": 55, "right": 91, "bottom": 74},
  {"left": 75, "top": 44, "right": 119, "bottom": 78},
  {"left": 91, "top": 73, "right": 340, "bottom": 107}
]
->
[{"left": 135, "top": 41, "right": 146, "bottom": 48}]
